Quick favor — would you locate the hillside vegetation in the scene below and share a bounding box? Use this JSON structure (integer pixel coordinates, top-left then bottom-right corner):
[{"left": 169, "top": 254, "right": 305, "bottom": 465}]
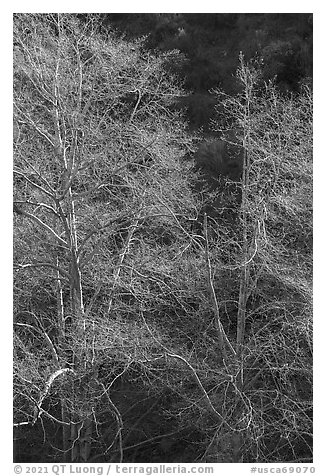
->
[{"left": 13, "top": 13, "right": 312, "bottom": 464}]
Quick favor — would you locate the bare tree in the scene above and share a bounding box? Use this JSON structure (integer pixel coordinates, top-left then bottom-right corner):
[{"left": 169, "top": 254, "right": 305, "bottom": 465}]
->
[
  {"left": 205, "top": 55, "right": 313, "bottom": 462},
  {"left": 13, "top": 13, "right": 199, "bottom": 462}
]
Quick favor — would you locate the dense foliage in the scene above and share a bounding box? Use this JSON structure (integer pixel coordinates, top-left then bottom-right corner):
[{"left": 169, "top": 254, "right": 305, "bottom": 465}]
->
[{"left": 13, "top": 14, "right": 312, "bottom": 464}]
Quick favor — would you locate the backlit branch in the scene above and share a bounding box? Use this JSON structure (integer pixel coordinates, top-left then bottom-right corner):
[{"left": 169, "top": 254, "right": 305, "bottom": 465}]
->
[
  {"left": 13, "top": 206, "right": 68, "bottom": 247},
  {"left": 14, "top": 169, "right": 56, "bottom": 201},
  {"left": 15, "top": 262, "right": 70, "bottom": 280}
]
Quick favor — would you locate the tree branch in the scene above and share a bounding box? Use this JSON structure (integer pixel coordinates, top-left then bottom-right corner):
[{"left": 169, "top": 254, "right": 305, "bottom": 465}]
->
[
  {"left": 141, "top": 310, "right": 240, "bottom": 431},
  {"left": 14, "top": 200, "right": 60, "bottom": 218},
  {"left": 14, "top": 262, "right": 70, "bottom": 280},
  {"left": 203, "top": 214, "right": 236, "bottom": 359},
  {"left": 14, "top": 321, "right": 60, "bottom": 366},
  {"left": 14, "top": 102, "right": 56, "bottom": 148},
  {"left": 13, "top": 207, "right": 68, "bottom": 247},
  {"left": 33, "top": 368, "right": 76, "bottom": 424}
]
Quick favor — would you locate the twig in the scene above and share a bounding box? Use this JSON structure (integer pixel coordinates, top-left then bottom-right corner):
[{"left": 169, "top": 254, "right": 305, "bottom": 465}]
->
[
  {"left": 107, "top": 217, "right": 140, "bottom": 316},
  {"left": 153, "top": 191, "right": 204, "bottom": 251},
  {"left": 15, "top": 262, "right": 70, "bottom": 280},
  {"left": 13, "top": 206, "right": 68, "bottom": 247},
  {"left": 110, "top": 428, "right": 185, "bottom": 455},
  {"left": 141, "top": 310, "right": 240, "bottom": 431},
  {"left": 203, "top": 213, "right": 236, "bottom": 359},
  {"left": 14, "top": 321, "right": 60, "bottom": 366},
  {"left": 14, "top": 169, "right": 56, "bottom": 201},
  {"left": 14, "top": 200, "right": 60, "bottom": 217},
  {"left": 14, "top": 102, "right": 56, "bottom": 147},
  {"left": 130, "top": 89, "right": 142, "bottom": 121},
  {"left": 98, "top": 381, "right": 124, "bottom": 463}
]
